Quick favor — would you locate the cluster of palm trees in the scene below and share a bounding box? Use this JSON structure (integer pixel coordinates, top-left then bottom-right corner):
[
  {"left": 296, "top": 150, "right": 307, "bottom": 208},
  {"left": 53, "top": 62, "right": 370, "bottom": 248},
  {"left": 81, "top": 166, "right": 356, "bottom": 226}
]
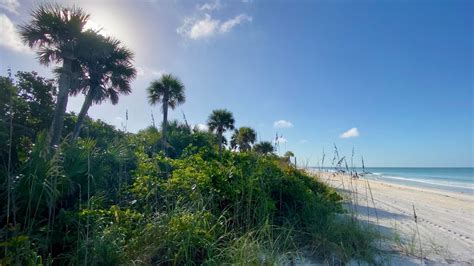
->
[
  {"left": 146, "top": 74, "right": 275, "bottom": 157},
  {"left": 19, "top": 4, "right": 136, "bottom": 148},
  {"left": 207, "top": 113, "right": 270, "bottom": 154},
  {"left": 20, "top": 3, "right": 283, "bottom": 158}
]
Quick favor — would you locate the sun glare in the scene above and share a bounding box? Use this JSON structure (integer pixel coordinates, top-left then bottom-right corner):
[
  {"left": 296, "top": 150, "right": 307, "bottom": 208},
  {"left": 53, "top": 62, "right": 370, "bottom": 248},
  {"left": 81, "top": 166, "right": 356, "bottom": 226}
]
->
[{"left": 84, "top": 19, "right": 111, "bottom": 37}]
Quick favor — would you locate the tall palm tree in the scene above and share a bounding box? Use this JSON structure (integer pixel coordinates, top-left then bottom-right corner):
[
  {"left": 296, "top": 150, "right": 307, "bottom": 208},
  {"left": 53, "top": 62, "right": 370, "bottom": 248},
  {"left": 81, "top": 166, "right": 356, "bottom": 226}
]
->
[
  {"left": 207, "top": 109, "right": 235, "bottom": 157},
  {"left": 19, "top": 3, "right": 90, "bottom": 148},
  {"left": 147, "top": 74, "right": 186, "bottom": 155},
  {"left": 231, "top": 127, "right": 257, "bottom": 152},
  {"left": 72, "top": 31, "right": 136, "bottom": 139}
]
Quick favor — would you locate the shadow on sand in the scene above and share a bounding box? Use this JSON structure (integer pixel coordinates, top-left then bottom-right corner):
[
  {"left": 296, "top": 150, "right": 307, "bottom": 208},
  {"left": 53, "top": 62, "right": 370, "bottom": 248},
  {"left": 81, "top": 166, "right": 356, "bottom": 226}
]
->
[{"left": 343, "top": 202, "right": 411, "bottom": 220}]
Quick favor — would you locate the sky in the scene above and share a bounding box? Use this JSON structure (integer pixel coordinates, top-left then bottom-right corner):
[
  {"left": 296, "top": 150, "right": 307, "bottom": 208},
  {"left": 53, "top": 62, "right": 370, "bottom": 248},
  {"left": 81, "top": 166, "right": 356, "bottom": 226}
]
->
[{"left": 0, "top": 0, "right": 472, "bottom": 167}]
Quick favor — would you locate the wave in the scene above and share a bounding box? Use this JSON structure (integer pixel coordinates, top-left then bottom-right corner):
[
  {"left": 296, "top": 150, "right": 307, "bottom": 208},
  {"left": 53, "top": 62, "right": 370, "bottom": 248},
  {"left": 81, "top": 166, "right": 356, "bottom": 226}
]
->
[{"left": 366, "top": 174, "right": 474, "bottom": 191}]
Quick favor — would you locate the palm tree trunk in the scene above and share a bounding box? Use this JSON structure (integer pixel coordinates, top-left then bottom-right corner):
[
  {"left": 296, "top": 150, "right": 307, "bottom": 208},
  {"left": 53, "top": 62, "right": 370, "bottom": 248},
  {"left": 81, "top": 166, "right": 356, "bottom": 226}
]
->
[
  {"left": 218, "top": 132, "right": 223, "bottom": 158},
  {"left": 162, "top": 100, "right": 168, "bottom": 156},
  {"left": 49, "top": 58, "right": 73, "bottom": 148},
  {"left": 72, "top": 90, "right": 94, "bottom": 139}
]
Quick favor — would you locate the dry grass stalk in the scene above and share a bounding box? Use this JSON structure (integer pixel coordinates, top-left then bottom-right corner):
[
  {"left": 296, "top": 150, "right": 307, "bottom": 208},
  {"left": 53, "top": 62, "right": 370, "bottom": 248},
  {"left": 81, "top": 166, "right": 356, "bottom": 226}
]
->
[{"left": 412, "top": 204, "right": 423, "bottom": 265}]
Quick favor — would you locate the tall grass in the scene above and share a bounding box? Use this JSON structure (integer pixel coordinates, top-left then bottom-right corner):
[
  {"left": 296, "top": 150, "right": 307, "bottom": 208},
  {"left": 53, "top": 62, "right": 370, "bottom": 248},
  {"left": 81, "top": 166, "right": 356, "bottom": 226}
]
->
[
  {"left": 304, "top": 146, "right": 389, "bottom": 261},
  {"left": 412, "top": 204, "right": 423, "bottom": 265}
]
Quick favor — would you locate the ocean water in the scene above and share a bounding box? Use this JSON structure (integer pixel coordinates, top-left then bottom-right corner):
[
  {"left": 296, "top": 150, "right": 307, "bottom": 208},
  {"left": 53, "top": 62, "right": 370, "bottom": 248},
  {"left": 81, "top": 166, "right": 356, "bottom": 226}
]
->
[{"left": 318, "top": 167, "right": 474, "bottom": 194}]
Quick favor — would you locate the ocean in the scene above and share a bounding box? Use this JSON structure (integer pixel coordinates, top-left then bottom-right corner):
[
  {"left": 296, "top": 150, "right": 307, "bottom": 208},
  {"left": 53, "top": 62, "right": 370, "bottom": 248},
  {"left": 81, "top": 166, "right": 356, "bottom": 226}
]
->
[{"left": 315, "top": 167, "right": 474, "bottom": 194}]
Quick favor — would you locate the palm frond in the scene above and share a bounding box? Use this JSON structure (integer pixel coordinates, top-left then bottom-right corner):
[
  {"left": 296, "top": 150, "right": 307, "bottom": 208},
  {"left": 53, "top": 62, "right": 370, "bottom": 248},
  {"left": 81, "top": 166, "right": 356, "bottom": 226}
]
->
[
  {"left": 19, "top": 3, "right": 90, "bottom": 65},
  {"left": 207, "top": 109, "right": 235, "bottom": 134},
  {"left": 73, "top": 31, "right": 136, "bottom": 107},
  {"left": 147, "top": 74, "right": 185, "bottom": 110}
]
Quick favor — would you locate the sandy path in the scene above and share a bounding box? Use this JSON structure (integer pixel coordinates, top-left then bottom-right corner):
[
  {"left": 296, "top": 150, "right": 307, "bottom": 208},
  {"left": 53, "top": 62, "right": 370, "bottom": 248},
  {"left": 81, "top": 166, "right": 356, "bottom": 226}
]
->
[{"left": 315, "top": 172, "right": 474, "bottom": 265}]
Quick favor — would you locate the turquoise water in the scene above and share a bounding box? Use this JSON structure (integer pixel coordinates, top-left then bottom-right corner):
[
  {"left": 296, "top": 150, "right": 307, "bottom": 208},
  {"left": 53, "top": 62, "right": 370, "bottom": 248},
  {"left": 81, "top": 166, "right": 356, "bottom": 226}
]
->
[
  {"left": 319, "top": 167, "right": 474, "bottom": 194},
  {"left": 363, "top": 167, "right": 474, "bottom": 194}
]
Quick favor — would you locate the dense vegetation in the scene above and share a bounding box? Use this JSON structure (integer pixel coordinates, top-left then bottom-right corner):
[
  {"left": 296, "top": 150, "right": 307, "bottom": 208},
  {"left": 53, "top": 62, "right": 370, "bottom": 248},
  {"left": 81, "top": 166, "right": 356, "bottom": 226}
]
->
[{"left": 1, "top": 3, "right": 378, "bottom": 265}]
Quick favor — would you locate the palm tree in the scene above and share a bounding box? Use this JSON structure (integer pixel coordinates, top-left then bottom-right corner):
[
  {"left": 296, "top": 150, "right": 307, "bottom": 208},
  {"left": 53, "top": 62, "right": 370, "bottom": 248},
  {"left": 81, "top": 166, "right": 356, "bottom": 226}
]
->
[
  {"left": 254, "top": 141, "right": 275, "bottom": 155},
  {"left": 72, "top": 31, "right": 136, "bottom": 139},
  {"left": 147, "top": 74, "right": 186, "bottom": 155},
  {"left": 231, "top": 127, "right": 257, "bottom": 152},
  {"left": 19, "top": 3, "right": 90, "bottom": 148},
  {"left": 207, "top": 109, "right": 235, "bottom": 157}
]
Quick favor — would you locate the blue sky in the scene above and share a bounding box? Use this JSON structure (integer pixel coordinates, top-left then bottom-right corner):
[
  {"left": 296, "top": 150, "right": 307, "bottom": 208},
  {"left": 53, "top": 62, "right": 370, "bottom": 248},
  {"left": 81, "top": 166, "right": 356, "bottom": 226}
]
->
[{"left": 1, "top": 0, "right": 472, "bottom": 167}]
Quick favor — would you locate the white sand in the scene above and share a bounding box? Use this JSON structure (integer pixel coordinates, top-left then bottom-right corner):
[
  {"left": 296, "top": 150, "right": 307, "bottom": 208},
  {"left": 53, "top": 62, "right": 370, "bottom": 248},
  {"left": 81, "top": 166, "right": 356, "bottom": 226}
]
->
[{"left": 314, "top": 172, "right": 474, "bottom": 265}]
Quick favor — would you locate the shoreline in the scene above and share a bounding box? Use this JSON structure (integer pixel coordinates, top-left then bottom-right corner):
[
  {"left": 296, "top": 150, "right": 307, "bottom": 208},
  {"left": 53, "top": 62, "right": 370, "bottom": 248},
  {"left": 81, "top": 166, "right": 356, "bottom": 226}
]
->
[
  {"left": 364, "top": 175, "right": 474, "bottom": 195},
  {"left": 314, "top": 168, "right": 473, "bottom": 195},
  {"left": 309, "top": 171, "right": 474, "bottom": 265},
  {"left": 326, "top": 171, "right": 474, "bottom": 200}
]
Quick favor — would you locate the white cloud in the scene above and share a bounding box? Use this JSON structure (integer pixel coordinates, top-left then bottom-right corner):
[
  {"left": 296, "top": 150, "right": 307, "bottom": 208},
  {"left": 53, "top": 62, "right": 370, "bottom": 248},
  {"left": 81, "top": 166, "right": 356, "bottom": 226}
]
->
[
  {"left": 198, "top": 0, "right": 221, "bottom": 11},
  {"left": 299, "top": 139, "right": 308, "bottom": 144},
  {"left": 276, "top": 136, "right": 287, "bottom": 144},
  {"left": 0, "top": 14, "right": 31, "bottom": 54},
  {"left": 177, "top": 14, "right": 219, "bottom": 40},
  {"left": 115, "top": 117, "right": 123, "bottom": 121},
  {"left": 189, "top": 14, "right": 220, "bottom": 39},
  {"left": 0, "top": 0, "right": 20, "bottom": 14},
  {"left": 273, "top": 120, "right": 293, "bottom": 128},
  {"left": 177, "top": 13, "right": 252, "bottom": 40},
  {"left": 340, "top": 127, "right": 360, "bottom": 139},
  {"left": 219, "top": 14, "right": 252, "bottom": 33},
  {"left": 136, "top": 66, "right": 164, "bottom": 77},
  {"left": 194, "top": 123, "right": 209, "bottom": 131}
]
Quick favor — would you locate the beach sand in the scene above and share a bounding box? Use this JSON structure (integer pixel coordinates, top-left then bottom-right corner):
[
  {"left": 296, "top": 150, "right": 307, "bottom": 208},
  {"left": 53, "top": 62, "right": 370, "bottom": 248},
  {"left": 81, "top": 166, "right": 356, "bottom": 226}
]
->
[{"left": 313, "top": 172, "right": 474, "bottom": 265}]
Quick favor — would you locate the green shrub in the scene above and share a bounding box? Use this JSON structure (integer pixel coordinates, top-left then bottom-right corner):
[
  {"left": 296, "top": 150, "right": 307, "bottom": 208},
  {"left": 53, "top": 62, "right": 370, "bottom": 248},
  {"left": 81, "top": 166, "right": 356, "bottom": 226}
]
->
[{"left": 2, "top": 103, "right": 378, "bottom": 264}]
